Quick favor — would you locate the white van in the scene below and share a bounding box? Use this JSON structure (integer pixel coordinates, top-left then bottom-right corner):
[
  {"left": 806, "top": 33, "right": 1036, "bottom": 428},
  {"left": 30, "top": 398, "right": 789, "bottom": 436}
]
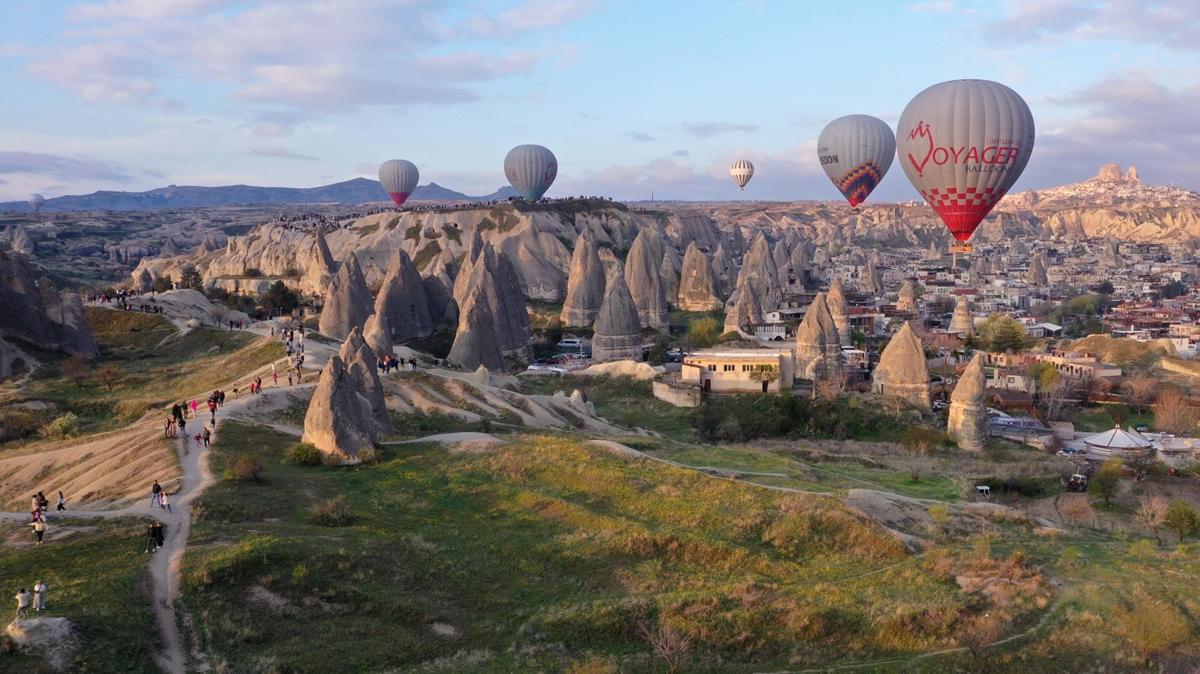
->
[{"left": 557, "top": 337, "right": 584, "bottom": 350}]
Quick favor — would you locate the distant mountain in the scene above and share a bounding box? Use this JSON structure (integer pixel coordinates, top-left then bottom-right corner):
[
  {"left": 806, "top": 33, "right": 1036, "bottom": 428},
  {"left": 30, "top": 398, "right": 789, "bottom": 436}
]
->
[
  {"left": 0, "top": 178, "right": 517, "bottom": 212},
  {"left": 1000, "top": 163, "right": 1200, "bottom": 210}
]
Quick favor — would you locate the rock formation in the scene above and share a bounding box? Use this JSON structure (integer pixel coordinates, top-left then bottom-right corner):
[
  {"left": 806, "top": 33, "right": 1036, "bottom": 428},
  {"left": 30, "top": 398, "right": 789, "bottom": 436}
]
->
[
  {"left": 948, "top": 353, "right": 988, "bottom": 451},
  {"left": 624, "top": 228, "right": 669, "bottom": 331},
  {"left": 772, "top": 242, "right": 792, "bottom": 293},
  {"left": 560, "top": 231, "right": 607, "bottom": 326},
  {"left": 872, "top": 322, "right": 930, "bottom": 409},
  {"left": 338, "top": 328, "right": 393, "bottom": 436},
  {"left": 422, "top": 276, "right": 456, "bottom": 329},
  {"left": 592, "top": 266, "right": 643, "bottom": 362},
  {"left": 794, "top": 292, "right": 842, "bottom": 382},
  {"left": 709, "top": 244, "right": 734, "bottom": 298},
  {"left": 447, "top": 245, "right": 531, "bottom": 370},
  {"left": 136, "top": 268, "right": 154, "bottom": 292},
  {"left": 676, "top": 242, "right": 722, "bottom": 311},
  {"left": 300, "top": 230, "right": 337, "bottom": 297},
  {"left": 10, "top": 225, "right": 34, "bottom": 255},
  {"left": 861, "top": 257, "right": 883, "bottom": 296},
  {"left": 949, "top": 295, "right": 974, "bottom": 336},
  {"left": 373, "top": 250, "right": 434, "bottom": 343},
  {"left": 0, "top": 250, "right": 98, "bottom": 361},
  {"left": 662, "top": 245, "right": 682, "bottom": 301},
  {"left": 896, "top": 280, "right": 918, "bottom": 314},
  {"left": 319, "top": 254, "right": 374, "bottom": 341},
  {"left": 301, "top": 355, "right": 376, "bottom": 465},
  {"left": 735, "top": 233, "right": 782, "bottom": 310},
  {"left": 53, "top": 292, "right": 100, "bottom": 359},
  {"left": 826, "top": 278, "right": 851, "bottom": 345},
  {"left": 1027, "top": 253, "right": 1048, "bottom": 285},
  {"left": 723, "top": 280, "right": 763, "bottom": 335},
  {"left": 789, "top": 243, "right": 810, "bottom": 290},
  {"left": 362, "top": 309, "right": 394, "bottom": 358}
]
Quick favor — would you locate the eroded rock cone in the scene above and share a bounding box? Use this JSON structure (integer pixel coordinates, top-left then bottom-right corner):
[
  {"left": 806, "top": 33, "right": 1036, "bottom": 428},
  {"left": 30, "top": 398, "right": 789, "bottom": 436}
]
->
[
  {"left": 662, "top": 245, "right": 682, "bottom": 302},
  {"left": 872, "top": 322, "right": 930, "bottom": 410},
  {"left": 735, "top": 233, "right": 781, "bottom": 311},
  {"left": 789, "top": 243, "right": 810, "bottom": 291},
  {"left": 56, "top": 292, "right": 99, "bottom": 359},
  {"left": 772, "top": 242, "right": 792, "bottom": 293},
  {"left": 374, "top": 249, "right": 433, "bottom": 343},
  {"left": 896, "top": 280, "right": 918, "bottom": 314},
  {"left": 709, "top": 244, "right": 734, "bottom": 298},
  {"left": 723, "top": 280, "right": 763, "bottom": 335},
  {"left": 826, "top": 278, "right": 851, "bottom": 346},
  {"left": 447, "top": 281, "right": 507, "bottom": 370},
  {"left": 319, "top": 254, "right": 374, "bottom": 341},
  {"left": 561, "top": 231, "right": 607, "bottom": 327},
  {"left": 949, "top": 353, "right": 988, "bottom": 451},
  {"left": 794, "top": 292, "right": 841, "bottom": 382},
  {"left": 624, "top": 228, "right": 669, "bottom": 331},
  {"left": 362, "top": 309, "right": 394, "bottom": 359},
  {"left": 302, "top": 355, "right": 376, "bottom": 465},
  {"left": 677, "top": 242, "right": 722, "bottom": 312},
  {"left": 339, "top": 328, "right": 392, "bottom": 436},
  {"left": 447, "top": 245, "right": 530, "bottom": 370},
  {"left": 1027, "top": 254, "right": 1048, "bottom": 286},
  {"left": 861, "top": 257, "right": 882, "bottom": 297},
  {"left": 136, "top": 268, "right": 153, "bottom": 292},
  {"left": 592, "top": 266, "right": 643, "bottom": 362},
  {"left": 950, "top": 295, "right": 974, "bottom": 337}
]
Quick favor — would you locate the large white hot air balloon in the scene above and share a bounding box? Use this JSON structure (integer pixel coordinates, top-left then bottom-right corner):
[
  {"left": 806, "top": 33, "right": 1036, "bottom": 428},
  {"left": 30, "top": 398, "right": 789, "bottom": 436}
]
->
[
  {"left": 378, "top": 160, "right": 419, "bottom": 207},
  {"left": 504, "top": 144, "right": 557, "bottom": 201},
  {"left": 730, "top": 160, "right": 754, "bottom": 190},
  {"left": 817, "top": 115, "right": 895, "bottom": 208},
  {"left": 895, "top": 79, "right": 1034, "bottom": 245},
  {"left": 28, "top": 194, "right": 45, "bottom": 212}
]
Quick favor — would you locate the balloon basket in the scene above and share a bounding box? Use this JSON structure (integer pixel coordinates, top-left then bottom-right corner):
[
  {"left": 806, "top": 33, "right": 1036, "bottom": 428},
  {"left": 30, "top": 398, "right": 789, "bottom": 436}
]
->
[{"left": 949, "top": 243, "right": 973, "bottom": 254}]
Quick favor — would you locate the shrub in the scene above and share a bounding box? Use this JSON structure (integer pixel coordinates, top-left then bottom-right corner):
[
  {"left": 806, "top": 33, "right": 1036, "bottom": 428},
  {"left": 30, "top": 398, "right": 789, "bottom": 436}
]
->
[
  {"left": 224, "top": 456, "right": 264, "bottom": 482},
  {"left": 286, "top": 442, "right": 323, "bottom": 466},
  {"left": 40, "top": 412, "right": 79, "bottom": 440},
  {"left": 243, "top": 267, "right": 263, "bottom": 278},
  {"left": 308, "top": 496, "right": 354, "bottom": 526}
]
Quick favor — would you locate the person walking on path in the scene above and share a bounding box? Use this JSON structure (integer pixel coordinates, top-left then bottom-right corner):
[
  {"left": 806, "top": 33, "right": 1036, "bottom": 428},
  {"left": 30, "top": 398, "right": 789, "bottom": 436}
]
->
[
  {"left": 190, "top": 399, "right": 198, "bottom": 419},
  {"left": 153, "top": 522, "right": 165, "bottom": 550},
  {"left": 15, "top": 588, "right": 30, "bottom": 620},
  {"left": 32, "top": 581, "right": 46, "bottom": 612},
  {"left": 255, "top": 375, "right": 263, "bottom": 393},
  {"left": 202, "top": 428, "right": 211, "bottom": 447},
  {"left": 146, "top": 524, "right": 158, "bottom": 553},
  {"left": 150, "top": 481, "right": 162, "bottom": 508},
  {"left": 32, "top": 518, "right": 45, "bottom": 545},
  {"left": 56, "top": 491, "right": 66, "bottom": 512},
  {"left": 160, "top": 491, "right": 172, "bottom": 514}
]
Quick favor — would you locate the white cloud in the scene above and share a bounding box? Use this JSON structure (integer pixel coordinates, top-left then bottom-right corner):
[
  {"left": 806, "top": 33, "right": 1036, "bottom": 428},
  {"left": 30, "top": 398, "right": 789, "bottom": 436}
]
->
[
  {"left": 250, "top": 145, "right": 318, "bottom": 161},
  {"left": 0, "top": 151, "right": 132, "bottom": 182},
  {"left": 985, "top": 0, "right": 1200, "bottom": 51},
  {"left": 71, "top": 0, "right": 228, "bottom": 21},
  {"left": 683, "top": 122, "right": 759, "bottom": 138},
  {"left": 463, "top": 0, "right": 597, "bottom": 38}
]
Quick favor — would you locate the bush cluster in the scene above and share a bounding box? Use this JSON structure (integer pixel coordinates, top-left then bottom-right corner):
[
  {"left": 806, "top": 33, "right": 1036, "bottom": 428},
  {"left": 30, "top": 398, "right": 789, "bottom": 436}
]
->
[{"left": 693, "top": 393, "right": 907, "bottom": 443}]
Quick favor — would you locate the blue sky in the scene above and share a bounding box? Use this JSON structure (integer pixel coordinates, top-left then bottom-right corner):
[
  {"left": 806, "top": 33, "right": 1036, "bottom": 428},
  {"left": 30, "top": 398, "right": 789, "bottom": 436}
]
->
[{"left": 2, "top": 0, "right": 1199, "bottom": 201}]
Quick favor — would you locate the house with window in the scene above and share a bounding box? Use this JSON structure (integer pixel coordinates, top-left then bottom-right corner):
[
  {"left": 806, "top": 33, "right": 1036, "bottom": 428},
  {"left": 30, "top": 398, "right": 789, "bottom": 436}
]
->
[{"left": 680, "top": 348, "right": 796, "bottom": 393}]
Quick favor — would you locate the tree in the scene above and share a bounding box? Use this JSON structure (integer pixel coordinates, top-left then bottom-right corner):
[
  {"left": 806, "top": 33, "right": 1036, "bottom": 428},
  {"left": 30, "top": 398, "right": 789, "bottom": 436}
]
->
[
  {"left": 1125, "top": 375, "right": 1157, "bottom": 413},
  {"left": 1059, "top": 493, "right": 1094, "bottom": 528},
  {"left": 1028, "top": 361, "right": 1061, "bottom": 393},
  {"left": 638, "top": 618, "right": 692, "bottom": 674},
  {"left": 59, "top": 355, "right": 90, "bottom": 388},
  {"left": 1159, "top": 280, "right": 1187, "bottom": 300},
  {"left": 901, "top": 439, "right": 932, "bottom": 482},
  {"left": 1135, "top": 495, "right": 1170, "bottom": 545},
  {"left": 151, "top": 274, "right": 173, "bottom": 293},
  {"left": 975, "top": 314, "right": 1031, "bottom": 353},
  {"left": 748, "top": 364, "right": 779, "bottom": 389},
  {"left": 1092, "top": 280, "right": 1115, "bottom": 295},
  {"left": 1090, "top": 458, "right": 1123, "bottom": 506},
  {"left": 94, "top": 365, "right": 121, "bottom": 392},
  {"left": 180, "top": 264, "right": 203, "bottom": 290},
  {"left": 263, "top": 280, "right": 300, "bottom": 315},
  {"left": 1153, "top": 386, "right": 1200, "bottom": 436},
  {"left": 684, "top": 317, "right": 721, "bottom": 350},
  {"left": 1163, "top": 500, "right": 1199, "bottom": 543},
  {"left": 1114, "top": 592, "right": 1192, "bottom": 666}
]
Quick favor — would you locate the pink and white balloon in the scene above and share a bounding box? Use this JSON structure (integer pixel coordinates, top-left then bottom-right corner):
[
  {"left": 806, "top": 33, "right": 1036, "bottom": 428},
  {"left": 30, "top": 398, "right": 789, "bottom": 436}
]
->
[{"left": 379, "top": 159, "right": 419, "bottom": 207}]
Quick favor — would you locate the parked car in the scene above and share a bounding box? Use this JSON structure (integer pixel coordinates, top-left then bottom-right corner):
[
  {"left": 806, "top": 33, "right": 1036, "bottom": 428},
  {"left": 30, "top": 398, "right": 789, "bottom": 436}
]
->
[{"left": 556, "top": 337, "right": 584, "bottom": 350}]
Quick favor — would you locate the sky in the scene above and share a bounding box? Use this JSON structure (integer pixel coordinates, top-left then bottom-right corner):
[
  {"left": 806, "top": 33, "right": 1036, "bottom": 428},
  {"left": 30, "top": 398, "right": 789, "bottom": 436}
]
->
[{"left": 1, "top": 0, "right": 1199, "bottom": 202}]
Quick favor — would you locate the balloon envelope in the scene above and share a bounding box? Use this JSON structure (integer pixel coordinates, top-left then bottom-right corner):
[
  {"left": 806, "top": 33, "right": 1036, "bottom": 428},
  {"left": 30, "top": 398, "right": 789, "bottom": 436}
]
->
[
  {"left": 378, "top": 159, "right": 419, "bottom": 206},
  {"left": 28, "top": 194, "right": 45, "bottom": 211},
  {"left": 896, "top": 79, "right": 1034, "bottom": 242},
  {"left": 504, "top": 144, "right": 557, "bottom": 201},
  {"left": 817, "top": 115, "right": 895, "bottom": 207},
  {"left": 730, "top": 160, "right": 754, "bottom": 190}
]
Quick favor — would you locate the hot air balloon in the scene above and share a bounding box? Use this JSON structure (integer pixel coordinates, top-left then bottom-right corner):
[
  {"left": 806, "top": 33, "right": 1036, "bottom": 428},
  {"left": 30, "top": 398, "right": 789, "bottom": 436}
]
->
[
  {"left": 378, "top": 159, "right": 419, "bottom": 207},
  {"left": 817, "top": 115, "right": 895, "bottom": 208},
  {"left": 730, "top": 160, "right": 754, "bottom": 190},
  {"left": 504, "top": 144, "right": 557, "bottom": 201},
  {"left": 896, "top": 79, "right": 1034, "bottom": 250},
  {"left": 28, "top": 194, "right": 45, "bottom": 212}
]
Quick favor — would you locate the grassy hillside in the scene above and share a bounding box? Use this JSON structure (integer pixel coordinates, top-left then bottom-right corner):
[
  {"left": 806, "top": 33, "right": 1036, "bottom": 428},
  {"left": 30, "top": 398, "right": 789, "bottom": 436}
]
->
[{"left": 180, "top": 422, "right": 1056, "bottom": 672}]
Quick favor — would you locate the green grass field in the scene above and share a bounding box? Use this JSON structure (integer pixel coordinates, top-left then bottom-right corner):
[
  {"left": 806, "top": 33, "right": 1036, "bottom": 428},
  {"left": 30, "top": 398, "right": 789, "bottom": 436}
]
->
[
  {"left": 0, "top": 518, "right": 159, "bottom": 673},
  {"left": 519, "top": 375, "right": 694, "bottom": 441}
]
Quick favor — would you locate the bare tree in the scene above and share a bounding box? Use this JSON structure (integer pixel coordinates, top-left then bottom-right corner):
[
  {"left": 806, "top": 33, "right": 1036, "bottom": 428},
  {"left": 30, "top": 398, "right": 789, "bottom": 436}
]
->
[
  {"left": 1153, "top": 387, "right": 1200, "bottom": 436},
  {"left": 901, "top": 439, "right": 933, "bottom": 482},
  {"left": 59, "top": 354, "right": 91, "bottom": 388},
  {"left": 1125, "top": 375, "right": 1157, "bottom": 414},
  {"left": 958, "top": 614, "right": 1005, "bottom": 661},
  {"left": 638, "top": 618, "right": 693, "bottom": 674},
  {"left": 1135, "top": 495, "right": 1170, "bottom": 545},
  {"left": 1059, "top": 493, "right": 1094, "bottom": 528},
  {"left": 94, "top": 365, "right": 122, "bottom": 392}
]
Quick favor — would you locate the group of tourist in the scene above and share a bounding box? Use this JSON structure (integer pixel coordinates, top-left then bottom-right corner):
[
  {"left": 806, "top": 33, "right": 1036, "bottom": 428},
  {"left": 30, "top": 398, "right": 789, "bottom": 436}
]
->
[
  {"left": 378, "top": 354, "right": 417, "bottom": 373},
  {"left": 13, "top": 582, "right": 47, "bottom": 620},
  {"left": 27, "top": 491, "right": 65, "bottom": 545},
  {"left": 145, "top": 521, "right": 166, "bottom": 554}
]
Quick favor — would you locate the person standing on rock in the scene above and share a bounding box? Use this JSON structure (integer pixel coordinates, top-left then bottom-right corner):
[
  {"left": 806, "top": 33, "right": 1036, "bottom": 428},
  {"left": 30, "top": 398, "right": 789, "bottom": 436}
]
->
[
  {"left": 32, "top": 581, "right": 46, "bottom": 612},
  {"left": 14, "top": 588, "right": 30, "bottom": 619},
  {"left": 150, "top": 480, "right": 162, "bottom": 508}
]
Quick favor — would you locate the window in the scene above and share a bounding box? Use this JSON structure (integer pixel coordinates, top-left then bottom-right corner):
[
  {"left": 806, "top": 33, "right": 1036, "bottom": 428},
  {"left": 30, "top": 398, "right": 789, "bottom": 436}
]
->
[
  {"left": 708, "top": 364, "right": 716, "bottom": 371},
  {"left": 723, "top": 364, "right": 735, "bottom": 372},
  {"left": 742, "top": 364, "right": 752, "bottom": 372}
]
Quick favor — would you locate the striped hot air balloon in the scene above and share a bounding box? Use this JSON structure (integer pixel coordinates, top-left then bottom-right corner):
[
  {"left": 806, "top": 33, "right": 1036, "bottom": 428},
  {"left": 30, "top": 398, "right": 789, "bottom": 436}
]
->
[
  {"left": 730, "top": 160, "right": 754, "bottom": 190},
  {"left": 896, "top": 80, "right": 1035, "bottom": 243},
  {"left": 504, "top": 144, "right": 557, "bottom": 201},
  {"left": 378, "top": 159, "right": 419, "bottom": 207},
  {"left": 817, "top": 115, "right": 895, "bottom": 208}
]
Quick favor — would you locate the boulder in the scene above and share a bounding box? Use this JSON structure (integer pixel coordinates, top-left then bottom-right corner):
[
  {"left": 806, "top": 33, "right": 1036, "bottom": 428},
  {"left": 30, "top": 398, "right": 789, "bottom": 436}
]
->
[
  {"left": 624, "top": 228, "right": 669, "bottom": 331},
  {"left": 826, "top": 278, "right": 851, "bottom": 345},
  {"left": 592, "top": 266, "right": 643, "bottom": 363},
  {"left": 948, "top": 353, "right": 988, "bottom": 451},
  {"left": 560, "top": 231, "right": 607, "bottom": 327},
  {"left": 302, "top": 356, "right": 376, "bottom": 465},
  {"left": 338, "top": 328, "right": 392, "bottom": 437},
  {"left": 949, "top": 295, "right": 974, "bottom": 336},
  {"left": 318, "top": 254, "right": 374, "bottom": 341},
  {"left": 872, "top": 322, "right": 930, "bottom": 410},
  {"left": 794, "top": 292, "right": 842, "bottom": 382},
  {"left": 373, "top": 250, "right": 434, "bottom": 343},
  {"left": 723, "top": 280, "right": 763, "bottom": 335},
  {"left": 676, "top": 242, "right": 722, "bottom": 312}
]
